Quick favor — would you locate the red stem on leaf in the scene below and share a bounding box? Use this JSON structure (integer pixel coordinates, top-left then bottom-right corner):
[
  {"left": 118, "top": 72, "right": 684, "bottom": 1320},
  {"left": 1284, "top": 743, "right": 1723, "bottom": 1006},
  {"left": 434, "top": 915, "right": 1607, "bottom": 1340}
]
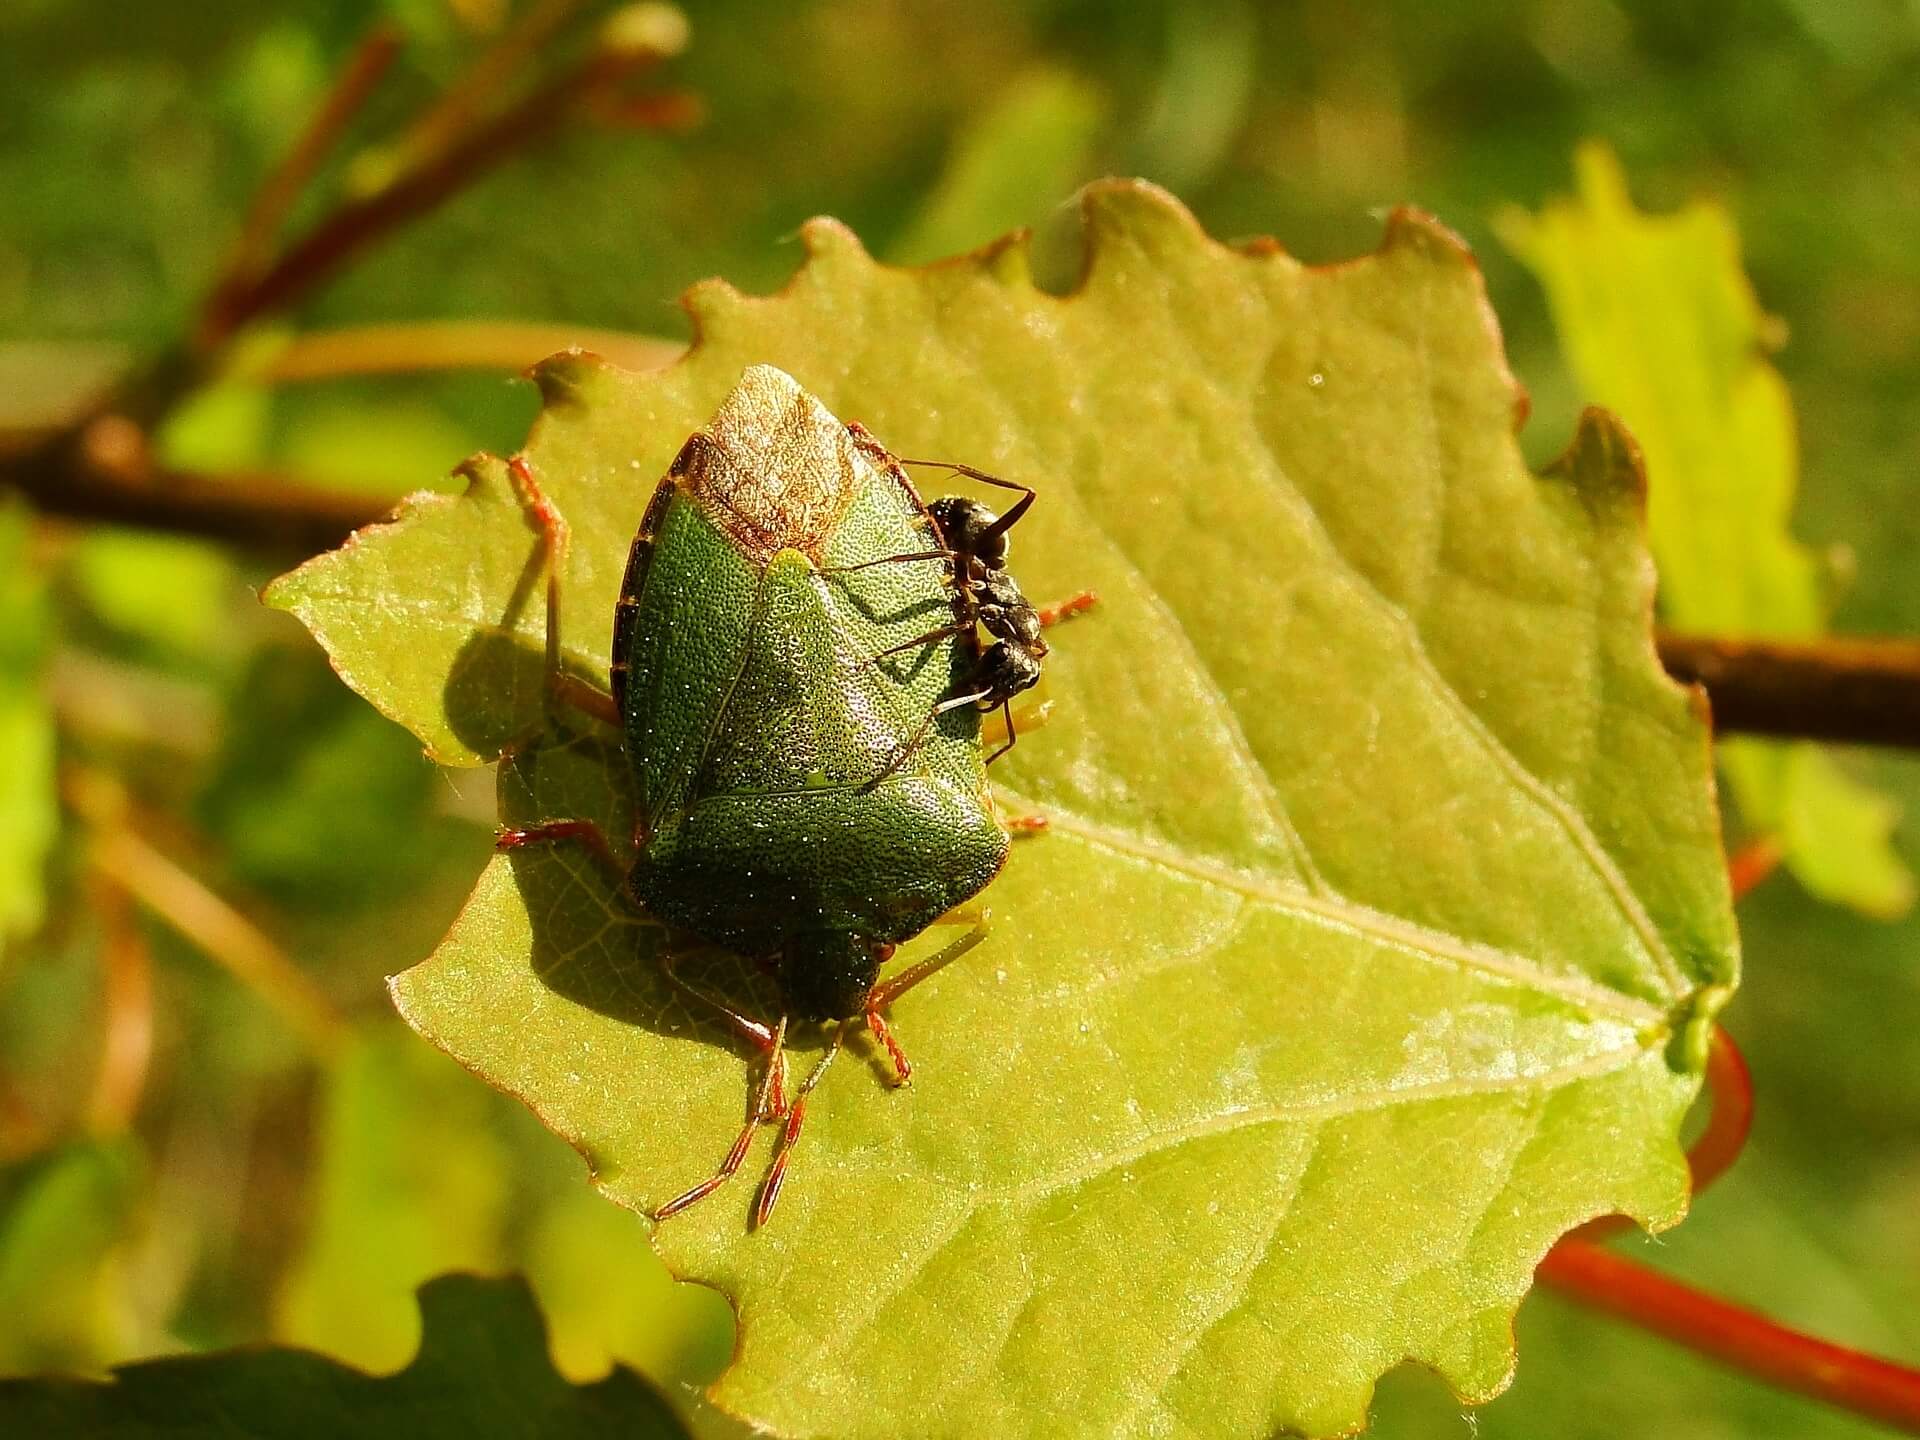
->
[{"left": 1541, "top": 1027, "right": 1920, "bottom": 1433}]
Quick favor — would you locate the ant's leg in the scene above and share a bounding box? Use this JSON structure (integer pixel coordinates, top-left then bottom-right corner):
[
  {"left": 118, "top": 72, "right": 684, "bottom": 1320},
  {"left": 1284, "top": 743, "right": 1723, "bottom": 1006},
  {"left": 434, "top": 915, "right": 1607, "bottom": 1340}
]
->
[
  {"left": 505, "top": 455, "right": 621, "bottom": 731},
  {"left": 1036, "top": 590, "right": 1098, "bottom": 628},
  {"left": 659, "top": 948, "right": 789, "bottom": 1117},
  {"left": 860, "top": 687, "right": 992, "bottom": 790},
  {"left": 655, "top": 1017, "right": 789, "bottom": 1221},
  {"left": 864, "top": 921, "right": 990, "bottom": 1085},
  {"left": 986, "top": 698, "right": 1019, "bottom": 766},
  {"left": 819, "top": 550, "right": 952, "bottom": 576},
  {"left": 870, "top": 623, "right": 967, "bottom": 663},
  {"left": 986, "top": 696, "right": 1068, "bottom": 766},
  {"left": 753, "top": 1019, "right": 850, "bottom": 1227},
  {"left": 894, "top": 458, "right": 1036, "bottom": 547}
]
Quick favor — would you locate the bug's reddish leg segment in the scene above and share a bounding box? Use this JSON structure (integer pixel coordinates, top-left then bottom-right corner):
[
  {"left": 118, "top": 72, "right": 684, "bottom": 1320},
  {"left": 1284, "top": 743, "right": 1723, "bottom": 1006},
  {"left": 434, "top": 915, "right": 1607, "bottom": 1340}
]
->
[
  {"left": 654, "top": 1016, "right": 790, "bottom": 1221},
  {"left": 659, "top": 949, "right": 790, "bottom": 1114},
  {"left": 495, "top": 819, "right": 624, "bottom": 886},
  {"left": 863, "top": 922, "right": 991, "bottom": 1085},
  {"left": 864, "top": 1008, "right": 912, "bottom": 1085},
  {"left": 754, "top": 1020, "right": 850, "bottom": 1227},
  {"left": 506, "top": 454, "right": 621, "bottom": 731}
]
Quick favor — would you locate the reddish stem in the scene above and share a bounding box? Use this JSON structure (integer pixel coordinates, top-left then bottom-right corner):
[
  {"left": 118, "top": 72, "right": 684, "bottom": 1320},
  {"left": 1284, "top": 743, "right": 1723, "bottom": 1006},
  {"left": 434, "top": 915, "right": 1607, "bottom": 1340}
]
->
[
  {"left": 1726, "top": 834, "right": 1785, "bottom": 903},
  {"left": 1541, "top": 1027, "right": 1920, "bottom": 1432},
  {"left": 1538, "top": 1242, "right": 1920, "bottom": 1434},
  {"left": 197, "top": 22, "right": 405, "bottom": 346},
  {"left": 199, "top": 44, "right": 672, "bottom": 348}
]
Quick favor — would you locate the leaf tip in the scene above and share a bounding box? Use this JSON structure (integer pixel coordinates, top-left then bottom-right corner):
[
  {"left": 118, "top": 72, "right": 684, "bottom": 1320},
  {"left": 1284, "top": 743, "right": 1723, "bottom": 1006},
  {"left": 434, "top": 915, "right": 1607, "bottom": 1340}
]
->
[
  {"left": 1545, "top": 405, "right": 1648, "bottom": 516},
  {"left": 681, "top": 276, "right": 751, "bottom": 347},
  {"left": 529, "top": 350, "right": 620, "bottom": 408},
  {"left": 798, "top": 214, "right": 873, "bottom": 267},
  {"left": 1077, "top": 176, "right": 1203, "bottom": 251}
]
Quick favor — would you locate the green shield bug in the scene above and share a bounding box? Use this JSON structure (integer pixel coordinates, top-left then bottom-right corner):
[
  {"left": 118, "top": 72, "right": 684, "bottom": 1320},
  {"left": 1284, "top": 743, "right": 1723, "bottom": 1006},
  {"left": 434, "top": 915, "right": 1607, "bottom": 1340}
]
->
[{"left": 498, "top": 364, "right": 1092, "bottom": 1225}]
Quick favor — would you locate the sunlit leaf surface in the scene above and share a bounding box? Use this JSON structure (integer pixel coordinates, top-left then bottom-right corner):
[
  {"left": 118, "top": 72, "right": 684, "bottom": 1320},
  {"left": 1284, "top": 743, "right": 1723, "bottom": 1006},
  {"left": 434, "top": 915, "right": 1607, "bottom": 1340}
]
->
[{"left": 269, "top": 183, "right": 1737, "bottom": 1438}]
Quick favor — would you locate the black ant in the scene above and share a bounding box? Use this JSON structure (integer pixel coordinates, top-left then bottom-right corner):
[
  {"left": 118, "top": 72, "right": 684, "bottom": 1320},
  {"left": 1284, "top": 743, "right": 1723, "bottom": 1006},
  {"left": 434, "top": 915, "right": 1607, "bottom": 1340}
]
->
[{"left": 843, "top": 426, "right": 1096, "bottom": 764}]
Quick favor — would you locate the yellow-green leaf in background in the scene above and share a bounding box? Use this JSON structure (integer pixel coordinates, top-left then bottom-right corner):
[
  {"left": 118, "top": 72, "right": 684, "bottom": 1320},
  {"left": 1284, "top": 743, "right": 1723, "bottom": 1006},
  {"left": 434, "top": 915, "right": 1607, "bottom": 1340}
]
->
[
  {"left": 0, "top": 503, "right": 55, "bottom": 943},
  {"left": 888, "top": 69, "right": 1105, "bottom": 267},
  {"left": 268, "top": 182, "right": 1737, "bottom": 1438},
  {"left": 1501, "top": 142, "right": 1912, "bottom": 918},
  {"left": 527, "top": 1183, "right": 732, "bottom": 1393},
  {"left": 0, "top": 1140, "right": 143, "bottom": 1376},
  {"left": 274, "top": 1027, "right": 509, "bottom": 1372}
]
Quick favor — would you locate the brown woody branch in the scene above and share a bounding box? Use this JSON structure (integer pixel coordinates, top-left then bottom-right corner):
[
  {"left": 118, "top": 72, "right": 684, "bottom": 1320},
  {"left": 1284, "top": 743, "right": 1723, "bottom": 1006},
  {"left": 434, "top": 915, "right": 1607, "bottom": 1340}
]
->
[
  {"left": 1657, "top": 631, "right": 1920, "bottom": 748},
  {"left": 10, "top": 452, "right": 1920, "bottom": 751},
  {"left": 196, "top": 42, "right": 689, "bottom": 351}
]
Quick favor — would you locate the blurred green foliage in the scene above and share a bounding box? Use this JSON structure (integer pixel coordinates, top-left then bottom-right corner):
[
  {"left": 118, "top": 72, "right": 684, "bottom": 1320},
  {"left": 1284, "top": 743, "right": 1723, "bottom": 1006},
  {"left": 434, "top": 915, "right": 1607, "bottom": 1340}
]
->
[{"left": 0, "top": 0, "right": 1917, "bottom": 1435}]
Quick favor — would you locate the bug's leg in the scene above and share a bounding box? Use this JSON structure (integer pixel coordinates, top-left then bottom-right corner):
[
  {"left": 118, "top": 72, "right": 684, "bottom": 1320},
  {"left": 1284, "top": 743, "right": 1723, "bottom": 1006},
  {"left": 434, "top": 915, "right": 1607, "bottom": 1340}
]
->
[
  {"left": 754, "top": 1019, "right": 850, "bottom": 1227},
  {"left": 655, "top": 1017, "right": 789, "bottom": 1221},
  {"left": 1003, "top": 813, "right": 1049, "bottom": 836},
  {"left": 863, "top": 921, "right": 991, "bottom": 1085},
  {"left": 506, "top": 455, "right": 621, "bottom": 731},
  {"left": 659, "top": 948, "right": 789, "bottom": 1117},
  {"left": 1036, "top": 590, "right": 1099, "bottom": 628},
  {"left": 495, "top": 818, "right": 627, "bottom": 890}
]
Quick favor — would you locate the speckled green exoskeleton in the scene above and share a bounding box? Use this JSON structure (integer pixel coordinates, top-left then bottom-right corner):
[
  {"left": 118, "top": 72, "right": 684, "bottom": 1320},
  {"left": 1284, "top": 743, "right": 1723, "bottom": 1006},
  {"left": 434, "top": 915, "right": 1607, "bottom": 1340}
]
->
[{"left": 498, "top": 364, "right": 1092, "bottom": 1225}]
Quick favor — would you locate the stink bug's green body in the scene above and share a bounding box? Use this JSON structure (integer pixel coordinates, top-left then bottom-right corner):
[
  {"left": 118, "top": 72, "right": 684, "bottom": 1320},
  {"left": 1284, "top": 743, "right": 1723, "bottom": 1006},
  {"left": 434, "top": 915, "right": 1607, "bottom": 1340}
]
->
[
  {"left": 613, "top": 367, "right": 1007, "bottom": 1018},
  {"left": 499, "top": 364, "right": 1092, "bottom": 1226}
]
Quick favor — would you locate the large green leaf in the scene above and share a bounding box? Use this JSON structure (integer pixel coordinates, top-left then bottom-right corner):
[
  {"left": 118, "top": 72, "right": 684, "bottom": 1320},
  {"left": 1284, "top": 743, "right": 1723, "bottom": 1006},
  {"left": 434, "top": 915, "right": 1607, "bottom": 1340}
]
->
[
  {"left": 267, "top": 182, "right": 1737, "bottom": 1438},
  {"left": 0, "top": 1273, "right": 691, "bottom": 1439},
  {"left": 1501, "top": 143, "right": 1912, "bottom": 919}
]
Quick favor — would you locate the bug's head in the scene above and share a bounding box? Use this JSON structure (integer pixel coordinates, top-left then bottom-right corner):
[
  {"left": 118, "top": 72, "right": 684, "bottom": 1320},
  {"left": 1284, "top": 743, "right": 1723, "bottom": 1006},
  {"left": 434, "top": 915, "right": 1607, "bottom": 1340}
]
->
[{"left": 779, "top": 934, "right": 894, "bottom": 1022}]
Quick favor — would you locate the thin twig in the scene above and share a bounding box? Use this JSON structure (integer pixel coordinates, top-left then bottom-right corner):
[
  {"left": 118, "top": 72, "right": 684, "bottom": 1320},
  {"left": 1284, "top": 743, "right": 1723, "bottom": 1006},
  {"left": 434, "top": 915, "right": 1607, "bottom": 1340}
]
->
[
  {"left": 65, "top": 770, "right": 345, "bottom": 1059},
  {"left": 1659, "top": 630, "right": 1920, "bottom": 748},
  {"left": 1537, "top": 1242, "right": 1920, "bottom": 1433},
  {"left": 379, "top": 0, "right": 580, "bottom": 175},
  {"left": 256, "top": 320, "right": 681, "bottom": 382},
  {"left": 197, "top": 23, "right": 406, "bottom": 347},
  {"left": 5, "top": 455, "right": 390, "bottom": 553},
  {"left": 198, "top": 42, "right": 676, "bottom": 349},
  {"left": 90, "top": 824, "right": 346, "bottom": 1060},
  {"left": 85, "top": 868, "right": 155, "bottom": 1136}
]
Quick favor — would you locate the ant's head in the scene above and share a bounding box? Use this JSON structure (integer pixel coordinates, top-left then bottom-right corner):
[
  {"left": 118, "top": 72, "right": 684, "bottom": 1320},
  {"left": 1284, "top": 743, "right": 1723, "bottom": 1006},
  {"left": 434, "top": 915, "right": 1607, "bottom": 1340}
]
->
[{"left": 928, "top": 497, "right": 1010, "bottom": 570}]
